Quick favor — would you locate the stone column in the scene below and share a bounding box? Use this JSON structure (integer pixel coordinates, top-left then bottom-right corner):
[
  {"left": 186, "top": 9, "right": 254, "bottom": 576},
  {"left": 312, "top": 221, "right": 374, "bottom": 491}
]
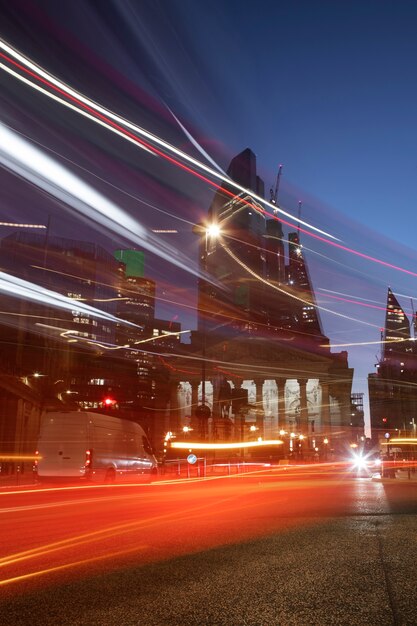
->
[
  {"left": 190, "top": 380, "right": 200, "bottom": 434},
  {"left": 254, "top": 378, "right": 264, "bottom": 437},
  {"left": 233, "top": 382, "right": 246, "bottom": 441},
  {"left": 298, "top": 378, "right": 308, "bottom": 434},
  {"left": 321, "top": 380, "right": 330, "bottom": 433},
  {"left": 275, "top": 379, "right": 286, "bottom": 429}
]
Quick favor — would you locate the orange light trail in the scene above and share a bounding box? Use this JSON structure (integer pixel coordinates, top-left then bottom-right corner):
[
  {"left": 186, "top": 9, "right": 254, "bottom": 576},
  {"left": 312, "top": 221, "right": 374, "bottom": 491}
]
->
[
  {"left": 171, "top": 439, "right": 283, "bottom": 450},
  {"left": 0, "top": 454, "right": 40, "bottom": 461},
  {"left": 0, "top": 546, "right": 145, "bottom": 587}
]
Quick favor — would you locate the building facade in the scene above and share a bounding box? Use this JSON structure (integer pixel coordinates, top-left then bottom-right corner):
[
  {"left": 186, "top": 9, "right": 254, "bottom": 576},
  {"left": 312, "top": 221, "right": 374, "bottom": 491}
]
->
[
  {"left": 368, "top": 288, "right": 417, "bottom": 442},
  {"left": 172, "top": 149, "right": 354, "bottom": 453}
]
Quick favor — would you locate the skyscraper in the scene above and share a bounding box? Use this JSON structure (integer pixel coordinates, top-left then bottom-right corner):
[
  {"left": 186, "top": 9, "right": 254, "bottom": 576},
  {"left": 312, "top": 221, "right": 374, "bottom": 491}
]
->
[
  {"left": 382, "top": 287, "right": 411, "bottom": 361},
  {"left": 198, "top": 148, "right": 327, "bottom": 345},
  {"left": 368, "top": 287, "right": 417, "bottom": 440}
]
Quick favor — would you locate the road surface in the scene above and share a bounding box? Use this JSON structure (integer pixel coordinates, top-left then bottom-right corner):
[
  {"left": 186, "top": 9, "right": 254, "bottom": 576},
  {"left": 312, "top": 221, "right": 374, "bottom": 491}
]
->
[{"left": 1, "top": 465, "right": 417, "bottom": 625}]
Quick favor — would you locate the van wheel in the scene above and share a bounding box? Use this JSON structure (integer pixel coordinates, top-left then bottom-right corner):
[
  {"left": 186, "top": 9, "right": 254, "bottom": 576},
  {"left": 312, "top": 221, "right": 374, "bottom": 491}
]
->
[{"left": 105, "top": 468, "right": 116, "bottom": 483}]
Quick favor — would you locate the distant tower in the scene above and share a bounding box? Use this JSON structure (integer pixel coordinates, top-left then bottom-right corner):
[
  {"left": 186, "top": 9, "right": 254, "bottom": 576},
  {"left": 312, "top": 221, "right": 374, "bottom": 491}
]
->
[{"left": 382, "top": 288, "right": 411, "bottom": 361}]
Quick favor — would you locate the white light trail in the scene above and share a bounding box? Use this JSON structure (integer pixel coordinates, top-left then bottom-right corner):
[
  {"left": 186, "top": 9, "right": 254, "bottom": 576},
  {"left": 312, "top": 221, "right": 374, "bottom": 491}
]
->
[
  {"left": 318, "top": 288, "right": 384, "bottom": 305},
  {"left": 222, "top": 242, "right": 381, "bottom": 329},
  {"left": 0, "top": 222, "right": 46, "bottom": 228},
  {"left": 0, "top": 272, "right": 134, "bottom": 326},
  {"left": 0, "top": 122, "right": 203, "bottom": 280},
  {"left": 0, "top": 38, "right": 338, "bottom": 241}
]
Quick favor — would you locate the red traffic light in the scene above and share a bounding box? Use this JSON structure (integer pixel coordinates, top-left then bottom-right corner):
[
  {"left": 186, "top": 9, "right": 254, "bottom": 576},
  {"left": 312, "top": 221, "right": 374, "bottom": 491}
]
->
[
  {"left": 382, "top": 418, "right": 387, "bottom": 423},
  {"left": 103, "top": 397, "right": 115, "bottom": 407}
]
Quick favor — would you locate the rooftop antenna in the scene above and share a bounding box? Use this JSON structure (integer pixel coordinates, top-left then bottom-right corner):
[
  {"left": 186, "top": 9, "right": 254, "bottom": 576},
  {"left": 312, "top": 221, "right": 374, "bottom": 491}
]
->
[
  {"left": 297, "top": 201, "right": 302, "bottom": 239},
  {"left": 269, "top": 164, "right": 283, "bottom": 213}
]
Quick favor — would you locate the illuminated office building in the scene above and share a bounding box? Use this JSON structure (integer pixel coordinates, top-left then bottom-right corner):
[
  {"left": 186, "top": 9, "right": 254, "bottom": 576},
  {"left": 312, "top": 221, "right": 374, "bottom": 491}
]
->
[
  {"left": 368, "top": 287, "right": 417, "bottom": 440},
  {"left": 186, "top": 149, "right": 353, "bottom": 446},
  {"left": 198, "top": 148, "right": 326, "bottom": 344}
]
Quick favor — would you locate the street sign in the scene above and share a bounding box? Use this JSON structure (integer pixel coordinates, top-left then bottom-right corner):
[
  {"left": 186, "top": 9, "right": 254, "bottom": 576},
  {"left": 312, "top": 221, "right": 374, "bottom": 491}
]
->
[{"left": 187, "top": 453, "right": 197, "bottom": 465}]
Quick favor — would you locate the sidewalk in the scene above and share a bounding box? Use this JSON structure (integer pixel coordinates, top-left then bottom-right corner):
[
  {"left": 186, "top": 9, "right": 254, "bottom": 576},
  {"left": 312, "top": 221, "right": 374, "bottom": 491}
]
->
[{"left": 373, "top": 468, "right": 417, "bottom": 482}]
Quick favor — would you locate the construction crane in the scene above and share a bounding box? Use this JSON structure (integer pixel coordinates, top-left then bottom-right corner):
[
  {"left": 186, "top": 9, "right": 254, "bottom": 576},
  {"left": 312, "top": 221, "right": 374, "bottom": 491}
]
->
[{"left": 269, "top": 164, "right": 283, "bottom": 212}]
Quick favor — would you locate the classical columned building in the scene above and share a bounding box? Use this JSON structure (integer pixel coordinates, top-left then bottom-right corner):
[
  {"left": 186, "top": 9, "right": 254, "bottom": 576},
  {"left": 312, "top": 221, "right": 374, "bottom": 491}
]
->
[
  {"left": 170, "top": 148, "right": 354, "bottom": 453},
  {"left": 165, "top": 333, "right": 353, "bottom": 452}
]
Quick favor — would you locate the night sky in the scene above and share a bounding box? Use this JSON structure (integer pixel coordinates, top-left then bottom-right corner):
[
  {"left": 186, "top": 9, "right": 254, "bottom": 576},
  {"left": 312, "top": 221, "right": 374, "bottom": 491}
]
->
[{"left": 1, "top": 0, "right": 417, "bottom": 431}]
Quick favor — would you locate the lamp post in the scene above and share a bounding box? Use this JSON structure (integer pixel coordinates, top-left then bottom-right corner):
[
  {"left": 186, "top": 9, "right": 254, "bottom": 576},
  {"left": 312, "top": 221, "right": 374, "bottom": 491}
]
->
[
  {"left": 299, "top": 434, "right": 305, "bottom": 460},
  {"left": 193, "top": 222, "right": 221, "bottom": 439},
  {"left": 323, "top": 437, "right": 329, "bottom": 461}
]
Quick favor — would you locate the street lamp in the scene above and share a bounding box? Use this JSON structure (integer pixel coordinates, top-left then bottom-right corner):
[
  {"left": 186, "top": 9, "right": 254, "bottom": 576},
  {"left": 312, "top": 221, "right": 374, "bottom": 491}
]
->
[
  {"left": 323, "top": 437, "right": 329, "bottom": 461},
  {"left": 193, "top": 221, "right": 221, "bottom": 439}
]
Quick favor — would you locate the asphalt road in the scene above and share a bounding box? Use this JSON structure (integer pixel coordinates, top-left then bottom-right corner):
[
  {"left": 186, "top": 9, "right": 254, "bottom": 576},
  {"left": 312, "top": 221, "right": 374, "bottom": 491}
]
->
[{"left": 2, "top": 466, "right": 417, "bottom": 625}]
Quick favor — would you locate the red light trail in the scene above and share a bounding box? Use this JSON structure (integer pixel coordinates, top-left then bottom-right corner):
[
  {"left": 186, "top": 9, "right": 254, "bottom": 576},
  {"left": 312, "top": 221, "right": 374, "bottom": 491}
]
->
[{"left": 2, "top": 40, "right": 417, "bottom": 283}]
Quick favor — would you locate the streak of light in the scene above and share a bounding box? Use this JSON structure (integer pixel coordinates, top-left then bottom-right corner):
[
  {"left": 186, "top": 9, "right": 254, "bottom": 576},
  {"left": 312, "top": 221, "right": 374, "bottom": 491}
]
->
[
  {"left": 0, "top": 271, "right": 135, "bottom": 326},
  {"left": 158, "top": 355, "right": 197, "bottom": 376},
  {"left": 0, "top": 492, "right": 150, "bottom": 515},
  {"left": 0, "top": 494, "right": 238, "bottom": 574},
  {"left": 32, "top": 257, "right": 341, "bottom": 347},
  {"left": 167, "top": 105, "right": 228, "bottom": 175},
  {"left": 318, "top": 292, "right": 389, "bottom": 312},
  {"left": 0, "top": 40, "right": 337, "bottom": 241},
  {"left": 30, "top": 265, "right": 198, "bottom": 317},
  {"left": 5, "top": 122, "right": 194, "bottom": 229},
  {"left": 2, "top": 44, "right": 417, "bottom": 283},
  {"left": 0, "top": 482, "right": 156, "bottom": 497},
  {"left": 158, "top": 348, "right": 353, "bottom": 380},
  {"left": 0, "top": 121, "right": 204, "bottom": 281},
  {"left": 91, "top": 297, "right": 129, "bottom": 302},
  {"left": 215, "top": 366, "right": 244, "bottom": 379},
  {"left": 152, "top": 229, "right": 178, "bottom": 233},
  {"left": 318, "top": 288, "right": 385, "bottom": 305},
  {"left": 0, "top": 454, "right": 39, "bottom": 461},
  {"left": 58, "top": 327, "right": 132, "bottom": 351},
  {"left": 171, "top": 440, "right": 283, "bottom": 450},
  {"left": 133, "top": 329, "right": 189, "bottom": 345},
  {"left": 0, "top": 221, "right": 46, "bottom": 228},
  {"left": 33, "top": 324, "right": 131, "bottom": 351},
  {"left": 384, "top": 438, "right": 417, "bottom": 445},
  {"left": 222, "top": 242, "right": 381, "bottom": 329},
  {"left": 322, "top": 337, "right": 414, "bottom": 348},
  {"left": 0, "top": 310, "right": 76, "bottom": 322},
  {"left": 0, "top": 546, "right": 145, "bottom": 587}
]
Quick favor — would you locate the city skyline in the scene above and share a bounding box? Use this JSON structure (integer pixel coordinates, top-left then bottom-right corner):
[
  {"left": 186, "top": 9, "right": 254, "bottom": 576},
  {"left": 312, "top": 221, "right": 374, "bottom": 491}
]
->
[{"left": 2, "top": 1, "right": 417, "bottom": 436}]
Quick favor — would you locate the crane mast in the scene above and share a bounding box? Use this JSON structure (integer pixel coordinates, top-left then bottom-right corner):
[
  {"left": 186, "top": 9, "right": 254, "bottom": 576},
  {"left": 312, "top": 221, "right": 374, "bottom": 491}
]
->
[{"left": 269, "top": 164, "right": 283, "bottom": 213}]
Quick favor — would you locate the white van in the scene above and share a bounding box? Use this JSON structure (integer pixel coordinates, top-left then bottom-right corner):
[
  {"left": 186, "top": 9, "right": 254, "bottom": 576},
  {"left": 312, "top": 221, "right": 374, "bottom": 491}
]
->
[{"left": 36, "top": 411, "right": 158, "bottom": 482}]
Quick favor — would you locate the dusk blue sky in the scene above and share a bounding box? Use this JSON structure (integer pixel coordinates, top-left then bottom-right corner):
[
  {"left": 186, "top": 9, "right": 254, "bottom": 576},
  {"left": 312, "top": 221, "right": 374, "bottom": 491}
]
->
[{"left": 1, "top": 0, "right": 417, "bottom": 431}]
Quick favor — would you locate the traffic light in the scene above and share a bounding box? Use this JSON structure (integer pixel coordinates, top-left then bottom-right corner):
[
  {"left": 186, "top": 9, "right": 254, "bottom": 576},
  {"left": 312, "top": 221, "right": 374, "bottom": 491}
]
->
[
  {"left": 102, "top": 396, "right": 116, "bottom": 408},
  {"left": 382, "top": 417, "right": 387, "bottom": 423}
]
